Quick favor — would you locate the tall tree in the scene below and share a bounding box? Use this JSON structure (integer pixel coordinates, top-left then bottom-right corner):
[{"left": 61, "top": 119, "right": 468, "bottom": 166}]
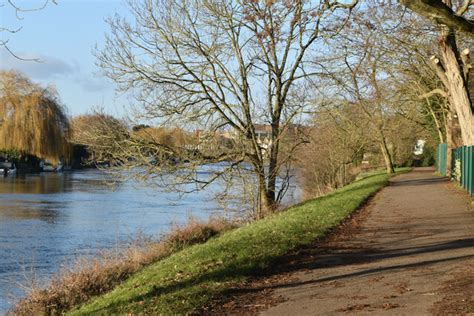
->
[
  {"left": 96, "top": 0, "right": 357, "bottom": 216},
  {"left": 400, "top": 0, "right": 473, "bottom": 145},
  {"left": 319, "top": 4, "right": 414, "bottom": 174},
  {"left": 0, "top": 70, "right": 70, "bottom": 163}
]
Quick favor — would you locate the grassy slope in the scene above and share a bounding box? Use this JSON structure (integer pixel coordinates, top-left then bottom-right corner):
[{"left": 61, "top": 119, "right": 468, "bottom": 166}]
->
[{"left": 71, "top": 169, "right": 408, "bottom": 315}]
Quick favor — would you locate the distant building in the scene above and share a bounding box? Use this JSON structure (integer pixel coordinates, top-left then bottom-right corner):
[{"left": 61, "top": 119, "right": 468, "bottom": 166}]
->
[
  {"left": 193, "top": 124, "right": 302, "bottom": 156},
  {"left": 253, "top": 124, "right": 273, "bottom": 152},
  {"left": 253, "top": 124, "right": 302, "bottom": 155},
  {"left": 414, "top": 139, "right": 426, "bottom": 155}
]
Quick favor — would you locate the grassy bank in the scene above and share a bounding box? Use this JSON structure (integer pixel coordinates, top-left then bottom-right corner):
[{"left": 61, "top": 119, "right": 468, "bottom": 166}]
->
[
  {"left": 68, "top": 169, "right": 408, "bottom": 315},
  {"left": 11, "top": 218, "right": 237, "bottom": 315}
]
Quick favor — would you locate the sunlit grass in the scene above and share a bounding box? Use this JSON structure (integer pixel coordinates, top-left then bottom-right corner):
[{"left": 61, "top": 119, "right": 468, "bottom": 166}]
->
[{"left": 70, "top": 168, "right": 409, "bottom": 315}]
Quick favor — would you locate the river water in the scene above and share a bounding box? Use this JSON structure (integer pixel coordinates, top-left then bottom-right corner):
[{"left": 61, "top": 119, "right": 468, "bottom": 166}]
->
[{"left": 0, "top": 169, "right": 299, "bottom": 313}]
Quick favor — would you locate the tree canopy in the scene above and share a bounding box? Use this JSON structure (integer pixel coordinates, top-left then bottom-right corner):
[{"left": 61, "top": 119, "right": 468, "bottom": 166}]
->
[
  {"left": 71, "top": 112, "right": 129, "bottom": 164},
  {"left": 96, "top": 0, "right": 358, "bottom": 216},
  {"left": 0, "top": 70, "right": 71, "bottom": 163}
]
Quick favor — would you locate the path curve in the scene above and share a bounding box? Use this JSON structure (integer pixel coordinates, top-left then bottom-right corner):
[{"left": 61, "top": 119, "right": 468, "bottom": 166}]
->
[
  {"left": 261, "top": 168, "right": 474, "bottom": 315},
  {"left": 212, "top": 168, "right": 474, "bottom": 315}
]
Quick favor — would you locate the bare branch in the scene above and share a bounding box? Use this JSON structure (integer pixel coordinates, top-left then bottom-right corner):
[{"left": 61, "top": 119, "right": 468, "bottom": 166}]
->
[
  {"left": 429, "top": 55, "right": 450, "bottom": 88},
  {"left": 418, "top": 88, "right": 449, "bottom": 98},
  {"left": 400, "top": 0, "right": 474, "bottom": 34},
  {"left": 460, "top": 48, "right": 471, "bottom": 81}
]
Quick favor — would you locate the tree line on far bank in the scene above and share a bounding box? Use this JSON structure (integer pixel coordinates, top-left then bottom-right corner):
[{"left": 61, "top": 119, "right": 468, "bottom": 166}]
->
[
  {"left": 1, "top": 0, "right": 472, "bottom": 218},
  {"left": 0, "top": 71, "right": 199, "bottom": 170},
  {"left": 0, "top": 65, "right": 436, "bottom": 214}
]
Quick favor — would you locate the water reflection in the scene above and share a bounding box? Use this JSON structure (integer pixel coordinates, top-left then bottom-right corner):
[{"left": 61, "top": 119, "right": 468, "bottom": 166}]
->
[
  {"left": 0, "top": 169, "right": 300, "bottom": 314},
  {"left": 0, "top": 170, "right": 226, "bottom": 314},
  {"left": 0, "top": 172, "right": 116, "bottom": 195},
  {"left": 0, "top": 201, "right": 63, "bottom": 223}
]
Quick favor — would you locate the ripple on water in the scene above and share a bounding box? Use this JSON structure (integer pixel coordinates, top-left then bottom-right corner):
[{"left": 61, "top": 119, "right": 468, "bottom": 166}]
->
[{"left": 0, "top": 169, "right": 300, "bottom": 313}]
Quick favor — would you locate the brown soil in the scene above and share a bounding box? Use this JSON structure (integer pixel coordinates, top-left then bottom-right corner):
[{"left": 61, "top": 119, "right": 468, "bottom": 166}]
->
[{"left": 204, "top": 168, "right": 474, "bottom": 315}]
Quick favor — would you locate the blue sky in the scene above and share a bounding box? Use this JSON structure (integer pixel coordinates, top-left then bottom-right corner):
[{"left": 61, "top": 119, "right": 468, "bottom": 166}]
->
[{"left": 0, "top": 0, "right": 132, "bottom": 116}]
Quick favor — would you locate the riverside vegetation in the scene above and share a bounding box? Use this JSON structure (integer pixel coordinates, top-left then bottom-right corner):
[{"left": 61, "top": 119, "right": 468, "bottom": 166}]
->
[
  {"left": 10, "top": 218, "right": 238, "bottom": 315},
  {"left": 11, "top": 168, "right": 409, "bottom": 315},
  {"left": 2, "top": 0, "right": 472, "bottom": 314}
]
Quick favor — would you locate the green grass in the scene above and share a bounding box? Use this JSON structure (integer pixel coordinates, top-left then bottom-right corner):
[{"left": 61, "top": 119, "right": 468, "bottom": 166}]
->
[
  {"left": 70, "top": 168, "right": 409, "bottom": 315},
  {"left": 355, "top": 167, "right": 387, "bottom": 180}
]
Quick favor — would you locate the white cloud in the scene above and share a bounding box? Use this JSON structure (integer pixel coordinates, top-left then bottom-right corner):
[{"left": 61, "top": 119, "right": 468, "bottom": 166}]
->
[{"left": 0, "top": 49, "right": 78, "bottom": 79}]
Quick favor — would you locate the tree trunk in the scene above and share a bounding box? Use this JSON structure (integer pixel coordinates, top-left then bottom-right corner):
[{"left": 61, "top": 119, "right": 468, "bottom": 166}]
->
[
  {"left": 439, "top": 30, "right": 474, "bottom": 146},
  {"left": 257, "top": 172, "right": 272, "bottom": 219},
  {"left": 267, "top": 139, "right": 278, "bottom": 204},
  {"left": 379, "top": 138, "right": 395, "bottom": 174},
  {"left": 267, "top": 116, "right": 282, "bottom": 208},
  {"left": 446, "top": 111, "right": 454, "bottom": 175},
  {"left": 427, "top": 100, "right": 446, "bottom": 143}
]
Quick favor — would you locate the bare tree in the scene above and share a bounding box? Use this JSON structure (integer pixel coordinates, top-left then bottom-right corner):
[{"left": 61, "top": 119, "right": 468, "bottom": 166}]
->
[
  {"left": 320, "top": 5, "right": 410, "bottom": 174},
  {"left": 390, "top": 43, "right": 466, "bottom": 171},
  {"left": 296, "top": 103, "right": 367, "bottom": 198},
  {"left": 71, "top": 112, "right": 130, "bottom": 165},
  {"left": 96, "top": 0, "right": 357, "bottom": 216},
  {"left": 360, "top": 2, "right": 469, "bottom": 174},
  {"left": 398, "top": 0, "right": 473, "bottom": 145}
]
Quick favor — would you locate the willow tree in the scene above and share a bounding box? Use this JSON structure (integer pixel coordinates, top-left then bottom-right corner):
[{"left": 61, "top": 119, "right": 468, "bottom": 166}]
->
[
  {"left": 96, "top": 0, "right": 357, "bottom": 216},
  {"left": 0, "top": 71, "right": 70, "bottom": 163}
]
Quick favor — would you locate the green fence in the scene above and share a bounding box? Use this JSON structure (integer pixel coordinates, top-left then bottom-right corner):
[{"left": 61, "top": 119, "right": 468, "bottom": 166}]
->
[
  {"left": 451, "top": 145, "right": 474, "bottom": 196},
  {"left": 436, "top": 143, "right": 447, "bottom": 176}
]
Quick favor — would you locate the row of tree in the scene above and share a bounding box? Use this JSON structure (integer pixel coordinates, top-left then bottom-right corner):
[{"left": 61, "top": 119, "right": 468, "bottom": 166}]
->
[
  {"left": 1, "top": 0, "right": 472, "bottom": 218},
  {"left": 91, "top": 0, "right": 472, "bottom": 215},
  {"left": 0, "top": 71, "right": 197, "bottom": 168}
]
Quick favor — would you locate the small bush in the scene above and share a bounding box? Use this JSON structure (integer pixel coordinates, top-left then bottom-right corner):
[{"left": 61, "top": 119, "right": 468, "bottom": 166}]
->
[
  {"left": 421, "top": 145, "right": 436, "bottom": 167},
  {"left": 165, "top": 218, "right": 237, "bottom": 252}
]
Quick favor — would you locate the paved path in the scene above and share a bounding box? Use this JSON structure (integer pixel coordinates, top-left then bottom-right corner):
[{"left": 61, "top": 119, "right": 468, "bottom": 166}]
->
[{"left": 258, "top": 168, "right": 473, "bottom": 315}]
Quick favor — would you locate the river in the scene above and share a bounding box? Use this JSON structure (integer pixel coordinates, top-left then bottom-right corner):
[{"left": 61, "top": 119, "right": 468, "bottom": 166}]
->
[{"left": 0, "top": 169, "right": 300, "bottom": 313}]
